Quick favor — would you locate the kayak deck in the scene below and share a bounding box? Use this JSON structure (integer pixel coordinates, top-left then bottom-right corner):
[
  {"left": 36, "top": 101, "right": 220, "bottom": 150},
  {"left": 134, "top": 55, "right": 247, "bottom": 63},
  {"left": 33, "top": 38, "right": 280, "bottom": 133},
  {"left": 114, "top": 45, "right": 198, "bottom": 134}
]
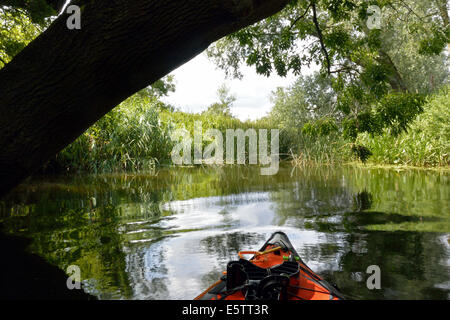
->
[{"left": 195, "top": 232, "right": 344, "bottom": 300}]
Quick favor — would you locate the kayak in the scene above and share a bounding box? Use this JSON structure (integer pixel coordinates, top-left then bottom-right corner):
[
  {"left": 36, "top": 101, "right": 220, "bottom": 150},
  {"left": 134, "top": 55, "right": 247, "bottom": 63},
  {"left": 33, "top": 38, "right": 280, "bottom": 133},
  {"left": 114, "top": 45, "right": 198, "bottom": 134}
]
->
[{"left": 194, "top": 231, "right": 344, "bottom": 300}]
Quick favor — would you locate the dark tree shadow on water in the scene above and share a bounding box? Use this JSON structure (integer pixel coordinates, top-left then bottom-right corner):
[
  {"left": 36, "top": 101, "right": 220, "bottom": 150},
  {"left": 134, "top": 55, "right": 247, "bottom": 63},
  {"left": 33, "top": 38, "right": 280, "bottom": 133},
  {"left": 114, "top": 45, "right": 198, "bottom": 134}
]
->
[{"left": 0, "top": 226, "right": 96, "bottom": 300}]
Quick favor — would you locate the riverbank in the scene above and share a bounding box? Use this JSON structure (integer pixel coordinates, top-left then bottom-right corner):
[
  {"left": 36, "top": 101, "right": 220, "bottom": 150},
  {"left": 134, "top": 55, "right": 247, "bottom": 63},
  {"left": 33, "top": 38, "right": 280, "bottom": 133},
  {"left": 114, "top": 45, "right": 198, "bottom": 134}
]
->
[
  {"left": 344, "top": 162, "right": 450, "bottom": 172},
  {"left": 38, "top": 85, "right": 448, "bottom": 175}
]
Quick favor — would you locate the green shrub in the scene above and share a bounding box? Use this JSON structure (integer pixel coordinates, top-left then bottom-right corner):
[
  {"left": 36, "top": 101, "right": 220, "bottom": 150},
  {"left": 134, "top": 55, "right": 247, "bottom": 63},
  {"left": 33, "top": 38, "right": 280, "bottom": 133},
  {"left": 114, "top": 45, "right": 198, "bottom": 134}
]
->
[
  {"left": 357, "top": 85, "right": 449, "bottom": 167},
  {"left": 55, "top": 95, "right": 173, "bottom": 173}
]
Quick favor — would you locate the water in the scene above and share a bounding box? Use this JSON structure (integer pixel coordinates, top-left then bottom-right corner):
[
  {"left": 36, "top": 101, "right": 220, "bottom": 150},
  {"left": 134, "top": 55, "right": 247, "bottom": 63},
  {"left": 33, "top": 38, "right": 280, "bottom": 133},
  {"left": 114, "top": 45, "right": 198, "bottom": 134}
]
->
[{"left": 0, "top": 165, "right": 449, "bottom": 300}]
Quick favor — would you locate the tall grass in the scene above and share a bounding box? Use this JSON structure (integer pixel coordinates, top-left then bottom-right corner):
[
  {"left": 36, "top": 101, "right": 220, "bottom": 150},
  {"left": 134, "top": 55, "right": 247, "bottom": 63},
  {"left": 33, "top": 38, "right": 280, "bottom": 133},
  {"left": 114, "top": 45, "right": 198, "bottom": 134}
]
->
[
  {"left": 51, "top": 95, "right": 174, "bottom": 173},
  {"left": 49, "top": 95, "right": 280, "bottom": 173},
  {"left": 289, "top": 133, "right": 351, "bottom": 167},
  {"left": 161, "top": 110, "right": 279, "bottom": 164},
  {"left": 48, "top": 85, "right": 449, "bottom": 174}
]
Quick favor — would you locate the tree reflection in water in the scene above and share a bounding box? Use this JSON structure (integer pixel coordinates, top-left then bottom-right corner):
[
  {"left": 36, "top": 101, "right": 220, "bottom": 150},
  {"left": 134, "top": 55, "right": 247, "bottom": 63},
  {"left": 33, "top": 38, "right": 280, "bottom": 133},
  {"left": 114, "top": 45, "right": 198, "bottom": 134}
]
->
[{"left": 0, "top": 165, "right": 448, "bottom": 299}]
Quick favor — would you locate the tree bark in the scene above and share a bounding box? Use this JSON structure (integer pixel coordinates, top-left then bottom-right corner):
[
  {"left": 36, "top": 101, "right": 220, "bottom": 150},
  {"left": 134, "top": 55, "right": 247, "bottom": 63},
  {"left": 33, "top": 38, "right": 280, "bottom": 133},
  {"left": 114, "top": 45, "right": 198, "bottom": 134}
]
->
[
  {"left": 376, "top": 50, "right": 408, "bottom": 92},
  {"left": 434, "top": 0, "right": 450, "bottom": 52},
  {"left": 0, "top": 0, "right": 290, "bottom": 197}
]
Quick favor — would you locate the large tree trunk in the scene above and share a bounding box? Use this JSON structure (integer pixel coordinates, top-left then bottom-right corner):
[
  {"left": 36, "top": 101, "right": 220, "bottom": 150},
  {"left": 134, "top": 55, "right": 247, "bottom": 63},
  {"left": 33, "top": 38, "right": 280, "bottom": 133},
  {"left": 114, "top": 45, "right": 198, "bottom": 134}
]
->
[{"left": 0, "top": 0, "right": 289, "bottom": 197}]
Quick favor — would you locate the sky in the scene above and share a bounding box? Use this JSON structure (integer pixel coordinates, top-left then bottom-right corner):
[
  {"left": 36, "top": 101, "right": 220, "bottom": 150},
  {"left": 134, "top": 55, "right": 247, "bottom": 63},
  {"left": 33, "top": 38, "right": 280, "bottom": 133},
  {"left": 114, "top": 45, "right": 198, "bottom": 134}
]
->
[{"left": 162, "top": 53, "right": 298, "bottom": 121}]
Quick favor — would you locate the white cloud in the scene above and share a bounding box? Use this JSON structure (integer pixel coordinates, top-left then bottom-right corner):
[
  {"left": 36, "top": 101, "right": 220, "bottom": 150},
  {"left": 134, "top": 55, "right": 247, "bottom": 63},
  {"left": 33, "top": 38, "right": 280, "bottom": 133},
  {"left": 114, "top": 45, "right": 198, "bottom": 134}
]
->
[{"left": 161, "top": 53, "right": 297, "bottom": 121}]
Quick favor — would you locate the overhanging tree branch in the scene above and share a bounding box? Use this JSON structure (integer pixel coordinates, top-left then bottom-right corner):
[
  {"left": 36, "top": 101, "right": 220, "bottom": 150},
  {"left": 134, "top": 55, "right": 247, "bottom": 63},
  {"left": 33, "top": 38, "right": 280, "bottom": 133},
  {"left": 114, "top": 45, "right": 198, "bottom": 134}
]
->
[
  {"left": 0, "top": 0, "right": 291, "bottom": 197},
  {"left": 311, "top": 2, "right": 331, "bottom": 75},
  {"left": 289, "top": 3, "right": 312, "bottom": 30}
]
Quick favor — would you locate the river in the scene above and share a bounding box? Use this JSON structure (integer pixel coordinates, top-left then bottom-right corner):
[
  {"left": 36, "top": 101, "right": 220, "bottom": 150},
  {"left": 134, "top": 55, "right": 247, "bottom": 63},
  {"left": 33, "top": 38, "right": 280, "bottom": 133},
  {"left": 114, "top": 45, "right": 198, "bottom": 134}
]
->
[{"left": 0, "top": 164, "right": 449, "bottom": 299}]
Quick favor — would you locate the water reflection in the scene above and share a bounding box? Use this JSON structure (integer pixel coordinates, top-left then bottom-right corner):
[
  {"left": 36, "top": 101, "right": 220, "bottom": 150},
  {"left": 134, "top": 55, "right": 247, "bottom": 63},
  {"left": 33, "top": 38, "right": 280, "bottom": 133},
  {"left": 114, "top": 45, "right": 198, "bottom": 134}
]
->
[{"left": 0, "top": 165, "right": 449, "bottom": 299}]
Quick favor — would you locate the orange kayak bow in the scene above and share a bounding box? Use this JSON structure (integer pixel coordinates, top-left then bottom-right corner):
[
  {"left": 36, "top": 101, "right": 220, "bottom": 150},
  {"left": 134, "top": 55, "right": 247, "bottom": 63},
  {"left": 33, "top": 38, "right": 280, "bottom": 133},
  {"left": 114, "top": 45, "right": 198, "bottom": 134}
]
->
[{"left": 195, "top": 231, "right": 344, "bottom": 300}]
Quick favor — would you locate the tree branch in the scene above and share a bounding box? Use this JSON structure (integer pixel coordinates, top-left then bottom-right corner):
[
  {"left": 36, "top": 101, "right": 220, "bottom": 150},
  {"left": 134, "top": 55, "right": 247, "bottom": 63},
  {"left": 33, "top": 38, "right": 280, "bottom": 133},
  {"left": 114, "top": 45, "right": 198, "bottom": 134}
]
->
[
  {"left": 289, "top": 4, "right": 312, "bottom": 30},
  {"left": 311, "top": 2, "right": 331, "bottom": 75}
]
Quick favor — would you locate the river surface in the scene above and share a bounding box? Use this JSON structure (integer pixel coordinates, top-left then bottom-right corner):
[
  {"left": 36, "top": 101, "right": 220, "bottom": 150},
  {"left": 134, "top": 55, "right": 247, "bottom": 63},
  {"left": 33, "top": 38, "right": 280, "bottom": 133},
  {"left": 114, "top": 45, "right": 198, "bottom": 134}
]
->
[{"left": 0, "top": 165, "right": 449, "bottom": 300}]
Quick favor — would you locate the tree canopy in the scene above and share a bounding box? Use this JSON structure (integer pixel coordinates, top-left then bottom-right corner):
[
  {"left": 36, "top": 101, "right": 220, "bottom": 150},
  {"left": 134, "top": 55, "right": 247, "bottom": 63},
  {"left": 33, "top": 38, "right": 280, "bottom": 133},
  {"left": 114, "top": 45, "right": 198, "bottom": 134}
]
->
[
  {"left": 0, "top": 1, "right": 70, "bottom": 63},
  {"left": 203, "top": 83, "right": 236, "bottom": 117},
  {"left": 208, "top": 0, "right": 449, "bottom": 141}
]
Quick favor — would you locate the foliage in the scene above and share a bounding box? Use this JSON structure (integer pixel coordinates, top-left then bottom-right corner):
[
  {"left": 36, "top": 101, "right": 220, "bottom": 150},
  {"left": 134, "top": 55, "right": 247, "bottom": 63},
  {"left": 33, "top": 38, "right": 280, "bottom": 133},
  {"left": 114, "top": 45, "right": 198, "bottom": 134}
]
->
[
  {"left": 53, "top": 95, "right": 174, "bottom": 173},
  {"left": 268, "top": 77, "right": 447, "bottom": 167},
  {"left": 0, "top": 0, "right": 66, "bottom": 66},
  {"left": 289, "top": 133, "right": 351, "bottom": 166},
  {"left": 267, "top": 72, "right": 346, "bottom": 162},
  {"left": 302, "top": 117, "right": 339, "bottom": 137},
  {"left": 202, "top": 84, "right": 236, "bottom": 117},
  {"left": 356, "top": 85, "right": 450, "bottom": 167},
  {"left": 0, "top": 0, "right": 59, "bottom": 24},
  {"left": 207, "top": 0, "right": 449, "bottom": 144},
  {"left": 0, "top": 6, "right": 44, "bottom": 66},
  {"left": 50, "top": 91, "right": 278, "bottom": 172},
  {"left": 136, "top": 75, "right": 176, "bottom": 100},
  {"left": 270, "top": 73, "right": 337, "bottom": 127},
  {"left": 350, "top": 144, "right": 372, "bottom": 163},
  {"left": 341, "top": 92, "right": 426, "bottom": 139}
]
